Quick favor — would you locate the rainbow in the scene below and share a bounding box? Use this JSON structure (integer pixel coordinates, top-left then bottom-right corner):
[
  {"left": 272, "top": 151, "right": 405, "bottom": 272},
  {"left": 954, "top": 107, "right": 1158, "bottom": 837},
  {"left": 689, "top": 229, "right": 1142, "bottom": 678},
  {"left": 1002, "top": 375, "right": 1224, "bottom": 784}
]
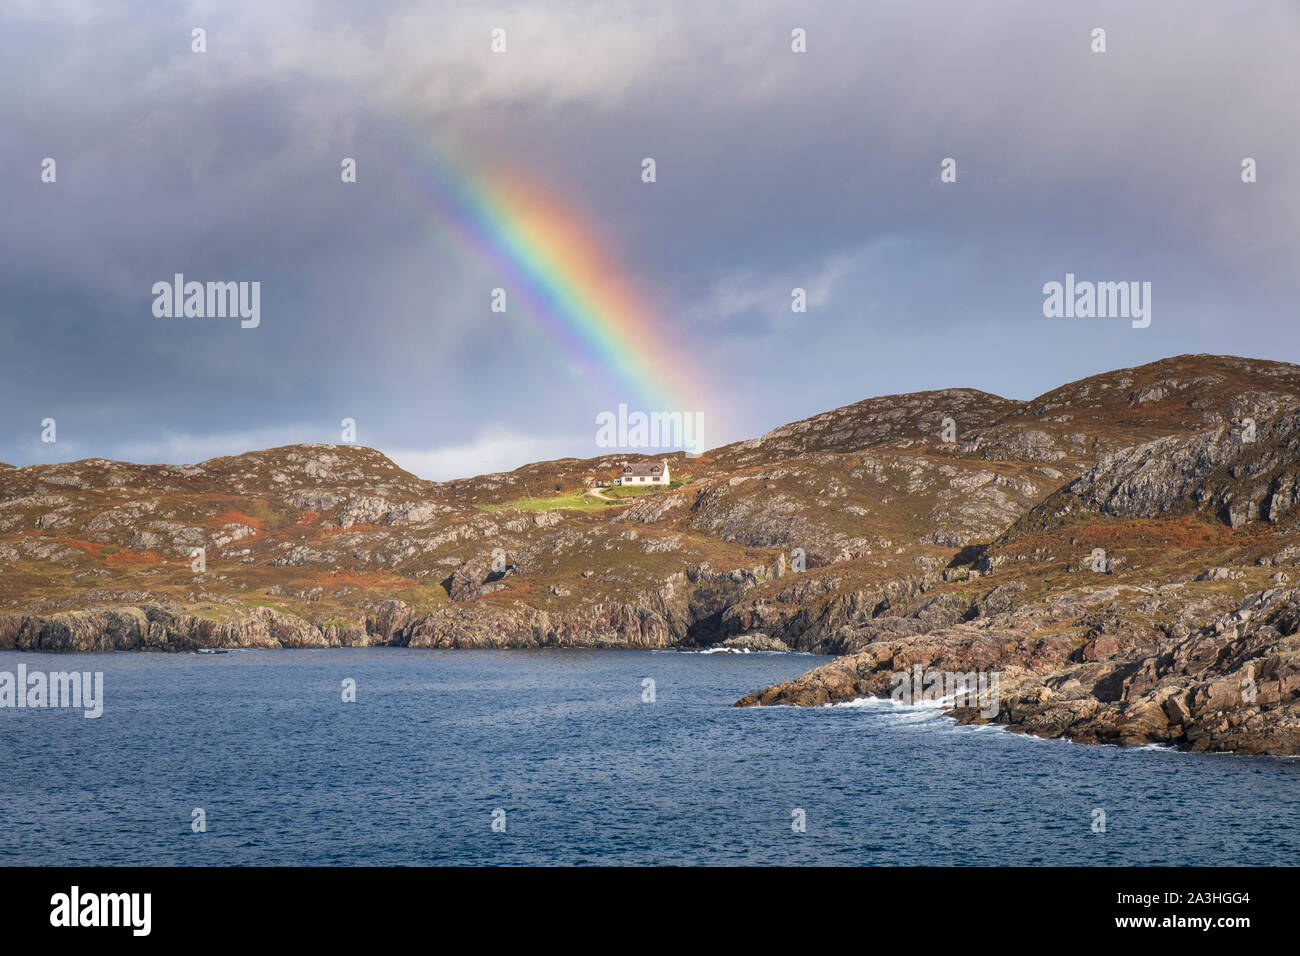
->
[{"left": 387, "top": 132, "right": 708, "bottom": 420}]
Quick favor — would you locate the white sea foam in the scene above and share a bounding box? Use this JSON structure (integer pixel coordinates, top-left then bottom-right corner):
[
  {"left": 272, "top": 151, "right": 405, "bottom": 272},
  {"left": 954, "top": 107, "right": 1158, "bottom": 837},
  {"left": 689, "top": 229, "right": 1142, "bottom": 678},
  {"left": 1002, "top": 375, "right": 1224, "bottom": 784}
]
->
[
  {"left": 829, "top": 692, "right": 965, "bottom": 711},
  {"left": 653, "top": 647, "right": 810, "bottom": 656}
]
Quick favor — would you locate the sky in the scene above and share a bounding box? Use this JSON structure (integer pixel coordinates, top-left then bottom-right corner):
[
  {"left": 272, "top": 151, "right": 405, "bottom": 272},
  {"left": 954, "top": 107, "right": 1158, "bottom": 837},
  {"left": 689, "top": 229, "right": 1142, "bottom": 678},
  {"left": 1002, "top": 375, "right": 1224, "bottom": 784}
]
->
[{"left": 1, "top": 0, "right": 1297, "bottom": 479}]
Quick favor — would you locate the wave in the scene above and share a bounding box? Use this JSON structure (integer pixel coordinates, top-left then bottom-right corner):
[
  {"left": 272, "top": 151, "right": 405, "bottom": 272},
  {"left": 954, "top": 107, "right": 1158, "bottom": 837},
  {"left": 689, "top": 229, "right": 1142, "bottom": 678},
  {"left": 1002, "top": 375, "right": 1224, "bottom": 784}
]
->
[
  {"left": 652, "top": 647, "right": 812, "bottom": 656},
  {"left": 829, "top": 692, "right": 968, "bottom": 711}
]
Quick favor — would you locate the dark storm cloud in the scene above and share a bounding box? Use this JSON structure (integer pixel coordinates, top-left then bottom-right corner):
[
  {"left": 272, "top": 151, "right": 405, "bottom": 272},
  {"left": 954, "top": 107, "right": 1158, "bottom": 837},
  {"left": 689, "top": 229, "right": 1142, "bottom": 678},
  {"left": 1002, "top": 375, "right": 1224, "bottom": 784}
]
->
[{"left": 1, "top": 0, "right": 1296, "bottom": 476}]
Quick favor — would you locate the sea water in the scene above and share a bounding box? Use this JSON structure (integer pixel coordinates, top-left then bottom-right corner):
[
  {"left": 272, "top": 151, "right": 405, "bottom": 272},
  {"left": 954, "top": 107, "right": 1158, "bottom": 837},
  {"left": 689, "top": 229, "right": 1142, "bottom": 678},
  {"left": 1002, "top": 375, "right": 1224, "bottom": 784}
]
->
[{"left": 1, "top": 648, "right": 1296, "bottom": 866}]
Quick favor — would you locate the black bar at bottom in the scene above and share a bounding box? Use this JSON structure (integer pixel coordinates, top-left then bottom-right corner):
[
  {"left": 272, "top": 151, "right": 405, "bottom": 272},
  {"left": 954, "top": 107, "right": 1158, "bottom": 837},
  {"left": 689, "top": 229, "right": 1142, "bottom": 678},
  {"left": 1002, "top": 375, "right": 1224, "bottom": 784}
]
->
[{"left": 0, "top": 865, "right": 1274, "bottom": 943}]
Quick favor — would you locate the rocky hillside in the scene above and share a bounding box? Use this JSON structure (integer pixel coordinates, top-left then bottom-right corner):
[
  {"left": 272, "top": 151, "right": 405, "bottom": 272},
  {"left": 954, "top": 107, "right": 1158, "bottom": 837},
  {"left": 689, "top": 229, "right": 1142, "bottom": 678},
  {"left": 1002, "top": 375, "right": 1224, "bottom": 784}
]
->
[
  {"left": 4, "top": 354, "right": 1300, "bottom": 753},
  {"left": 959, "top": 353, "right": 1300, "bottom": 465}
]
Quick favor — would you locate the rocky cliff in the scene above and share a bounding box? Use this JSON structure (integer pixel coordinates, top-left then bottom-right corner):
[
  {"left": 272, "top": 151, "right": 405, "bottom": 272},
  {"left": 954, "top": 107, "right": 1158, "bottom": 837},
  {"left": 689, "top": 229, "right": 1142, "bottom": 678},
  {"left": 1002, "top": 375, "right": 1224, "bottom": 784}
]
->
[{"left": 4, "top": 354, "right": 1300, "bottom": 753}]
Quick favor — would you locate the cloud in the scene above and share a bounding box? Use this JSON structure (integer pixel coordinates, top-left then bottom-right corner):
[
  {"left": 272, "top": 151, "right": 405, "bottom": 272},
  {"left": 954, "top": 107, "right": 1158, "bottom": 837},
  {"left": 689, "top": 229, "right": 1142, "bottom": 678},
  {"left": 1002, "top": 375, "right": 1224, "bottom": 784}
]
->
[
  {"left": 2, "top": 0, "right": 1298, "bottom": 476},
  {"left": 108, "top": 428, "right": 322, "bottom": 467},
  {"left": 389, "top": 429, "right": 593, "bottom": 481},
  {"left": 688, "top": 243, "right": 886, "bottom": 333},
  {"left": 4, "top": 422, "right": 596, "bottom": 484}
]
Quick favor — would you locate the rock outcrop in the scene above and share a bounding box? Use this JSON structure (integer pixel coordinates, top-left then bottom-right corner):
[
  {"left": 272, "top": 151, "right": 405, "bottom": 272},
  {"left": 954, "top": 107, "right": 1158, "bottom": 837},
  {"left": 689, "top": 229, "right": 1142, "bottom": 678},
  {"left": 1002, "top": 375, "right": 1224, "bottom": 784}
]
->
[
  {"left": 5, "top": 354, "right": 1300, "bottom": 754},
  {"left": 737, "top": 584, "right": 1300, "bottom": 755}
]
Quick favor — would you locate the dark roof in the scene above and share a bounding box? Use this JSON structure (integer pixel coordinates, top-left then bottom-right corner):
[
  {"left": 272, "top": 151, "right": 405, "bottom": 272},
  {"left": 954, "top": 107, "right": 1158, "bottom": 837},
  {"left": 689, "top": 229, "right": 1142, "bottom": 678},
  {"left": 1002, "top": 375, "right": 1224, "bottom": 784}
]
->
[{"left": 621, "top": 461, "right": 665, "bottom": 476}]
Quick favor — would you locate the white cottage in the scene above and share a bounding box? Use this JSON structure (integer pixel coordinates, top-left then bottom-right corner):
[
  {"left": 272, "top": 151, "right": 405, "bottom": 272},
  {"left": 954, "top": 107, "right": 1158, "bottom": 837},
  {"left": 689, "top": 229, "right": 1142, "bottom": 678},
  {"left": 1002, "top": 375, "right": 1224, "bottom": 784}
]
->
[{"left": 616, "top": 459, "right": 670, "bottom": 486}]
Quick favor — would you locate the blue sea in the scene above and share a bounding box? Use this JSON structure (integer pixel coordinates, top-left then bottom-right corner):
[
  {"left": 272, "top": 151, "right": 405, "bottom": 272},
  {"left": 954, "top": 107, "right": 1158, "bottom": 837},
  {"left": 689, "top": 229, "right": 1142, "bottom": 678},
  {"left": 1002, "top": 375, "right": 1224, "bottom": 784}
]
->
[{"left": 2, "top": 648, "right": 1297, "bottom": 866}]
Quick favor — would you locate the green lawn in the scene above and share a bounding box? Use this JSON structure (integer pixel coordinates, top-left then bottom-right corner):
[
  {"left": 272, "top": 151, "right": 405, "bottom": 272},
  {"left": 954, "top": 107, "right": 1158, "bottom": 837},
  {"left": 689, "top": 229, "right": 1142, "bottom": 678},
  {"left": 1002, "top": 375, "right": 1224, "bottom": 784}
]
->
[{"left": 479, "top": 477, "right": 689, "bottom": 511}]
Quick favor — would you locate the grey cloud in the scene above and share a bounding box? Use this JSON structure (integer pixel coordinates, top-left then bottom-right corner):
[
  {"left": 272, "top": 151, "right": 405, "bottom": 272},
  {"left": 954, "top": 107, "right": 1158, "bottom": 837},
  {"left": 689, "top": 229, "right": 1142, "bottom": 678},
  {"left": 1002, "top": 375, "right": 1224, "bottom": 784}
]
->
[{"left": 1, "top": 0, "right": 1296, "bottom": 474}]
